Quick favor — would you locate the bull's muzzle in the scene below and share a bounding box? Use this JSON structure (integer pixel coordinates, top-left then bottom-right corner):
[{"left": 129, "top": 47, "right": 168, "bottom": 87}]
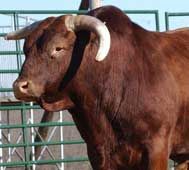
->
[
  {"left": 13, "top": 80, "right": 28, "bottom": 94},
  {"left": 13, "top": 79, "right": 39, "bottom": 101}
]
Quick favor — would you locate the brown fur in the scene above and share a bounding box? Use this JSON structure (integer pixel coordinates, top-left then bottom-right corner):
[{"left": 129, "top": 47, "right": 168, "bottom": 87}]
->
[{"left": 13, "top": 6, "right": 189, "bottom": 170}]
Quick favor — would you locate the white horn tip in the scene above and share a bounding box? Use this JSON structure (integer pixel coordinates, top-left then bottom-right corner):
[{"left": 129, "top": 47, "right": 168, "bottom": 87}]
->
[
  {"left": 95, "top": 55, "right": 105, "bottom": 62},
  {"left": 95, "top": 35, "right": 111, "bottom": 62},
  {"left": 4, "top": 35, "right": 8, "bottom": 40},
  {"left": 4, "top": 33, "right": 14, "bottom": 40},
  {"left": 95, "top": 24, "right": 111, "bottom": 62}
]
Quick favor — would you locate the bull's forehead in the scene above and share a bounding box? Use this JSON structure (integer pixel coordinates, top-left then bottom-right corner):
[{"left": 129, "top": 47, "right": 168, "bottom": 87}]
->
[
  {"left": 47, "top": 15, "right": 68, "bottom": 32},
  {"left": 24, "top": 15, "right": 69, "bottom": 52}
]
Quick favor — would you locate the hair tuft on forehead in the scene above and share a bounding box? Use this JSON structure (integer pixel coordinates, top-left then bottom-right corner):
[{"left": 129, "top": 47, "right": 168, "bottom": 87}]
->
[{"left": 24, "top": 17, "right": 56, "bottom": 50}]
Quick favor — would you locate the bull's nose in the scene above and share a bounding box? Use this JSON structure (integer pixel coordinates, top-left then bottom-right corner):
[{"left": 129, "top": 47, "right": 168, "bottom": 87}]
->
[
  {"left": 13, "top": 79, "right": 42, "bottom": 101},
  {"left": 13, "top": 80, "right": 29, "bottom": 94}
]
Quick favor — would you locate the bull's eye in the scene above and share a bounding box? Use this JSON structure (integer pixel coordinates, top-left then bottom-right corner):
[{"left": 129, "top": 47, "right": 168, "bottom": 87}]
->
[
  {"left": 50, "top": 47, "right": 64, "bottom": 60},
  {"left": 56, "top": 47, "right": 63, "bottom": 51},
  {"left": 50, "top": 47, "right": 65, "bottom": 59}
]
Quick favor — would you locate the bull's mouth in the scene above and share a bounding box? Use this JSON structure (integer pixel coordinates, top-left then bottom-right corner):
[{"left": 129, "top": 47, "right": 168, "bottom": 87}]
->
[
  {"left": 13, "top": 83, "right": 74, "bottom": 112},
  {"left": 14, "top": 93, "right": 38, "bottom": 102},
  {"left": 14, "top": 93, "right": 71, "bottom": 112},
  {"left": 38, "top": 94, "right": 74, "bottom": 112}
]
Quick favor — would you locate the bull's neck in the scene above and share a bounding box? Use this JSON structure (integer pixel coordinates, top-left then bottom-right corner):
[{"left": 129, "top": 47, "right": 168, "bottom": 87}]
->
[{"left": 67, "top": 29, "right": 140, "bottom": 109}]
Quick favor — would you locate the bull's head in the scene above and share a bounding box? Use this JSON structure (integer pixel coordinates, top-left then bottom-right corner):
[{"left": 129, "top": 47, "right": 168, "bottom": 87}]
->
[{"left": 5, "top": 15, "right": 110, "bottom": 111}]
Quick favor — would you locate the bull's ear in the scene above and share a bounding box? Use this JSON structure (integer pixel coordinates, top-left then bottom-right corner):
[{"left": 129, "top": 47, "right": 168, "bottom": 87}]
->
[{"left": 4, "top": 21, "right": 42, "bottom": 40}]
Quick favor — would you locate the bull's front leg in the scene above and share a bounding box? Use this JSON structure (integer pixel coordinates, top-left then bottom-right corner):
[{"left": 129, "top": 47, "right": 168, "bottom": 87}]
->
[
  {"left": 69, "top": 107, "right": 117, "bottom": 170},
  {"left": 31, "top": 111, "right": 54, "bottom": 159},
  {"left": 146, "top": 136, "right": 169, "bottom": 170},
  {"left": 87, "top": 144, "right": 116, "bottom": 170}
]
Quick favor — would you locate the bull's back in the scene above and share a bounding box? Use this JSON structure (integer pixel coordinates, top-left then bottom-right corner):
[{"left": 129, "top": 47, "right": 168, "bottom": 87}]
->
[{"left": 133, "top": 26, "right": 189, "bottom": 157}]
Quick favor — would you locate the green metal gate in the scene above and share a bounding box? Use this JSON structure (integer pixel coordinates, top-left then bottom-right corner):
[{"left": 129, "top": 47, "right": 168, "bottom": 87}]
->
[
  {"left": 0, "top": 9, "right": 160, "bottom": 170},
  {"left": 165, "top": 12, "right": 189, "bottom": 30}
]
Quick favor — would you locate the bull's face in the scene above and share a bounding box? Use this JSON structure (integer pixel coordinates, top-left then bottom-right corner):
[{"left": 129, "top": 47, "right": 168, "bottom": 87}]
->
[
  {"left": 5, "top": 14, "right": 110, "bottom": 110},
  {"left": 13, "top": 17, "right": 76, "bottom": 102}
]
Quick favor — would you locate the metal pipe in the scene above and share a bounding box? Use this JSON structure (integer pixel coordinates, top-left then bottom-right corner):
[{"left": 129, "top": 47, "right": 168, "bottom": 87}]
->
[
  {"left": 89, "top": 0, "right": 102, "bottom": 9},
  {"left": 60, "top": 111, "right": 64, "bottom": 170},
  {"left": 30, "top": 102, "right": 36, "bottom": 170},
  {"left": 0, "top": 110, "right": 3, "bottom": 170}
]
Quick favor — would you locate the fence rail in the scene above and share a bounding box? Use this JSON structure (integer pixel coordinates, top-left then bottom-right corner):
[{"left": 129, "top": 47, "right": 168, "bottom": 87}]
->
[{"left": 165, "top": 12, "right": 189, "bottom": 30}]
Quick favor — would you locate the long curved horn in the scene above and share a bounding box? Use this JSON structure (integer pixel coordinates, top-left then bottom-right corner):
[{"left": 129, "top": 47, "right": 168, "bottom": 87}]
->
[
  {"left": 4, "top": 21, "right": 41, "bottom": 40},
  {"left": 65, "top": 15, "right": 111, "bottom": 61}
]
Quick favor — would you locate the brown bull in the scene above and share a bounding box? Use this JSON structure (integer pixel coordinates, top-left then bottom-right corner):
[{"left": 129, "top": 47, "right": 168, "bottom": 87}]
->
[{"left": 5, "top": 6, "right": 189, "bottom": 170}]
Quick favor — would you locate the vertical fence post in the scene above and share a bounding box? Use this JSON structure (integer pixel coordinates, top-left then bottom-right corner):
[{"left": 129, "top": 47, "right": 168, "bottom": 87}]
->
[
  {"left": 155, "top": 11, "right": 160, "bottom": 31},
  {"left": 89, "top": 0, "right": 102, "bottom": 9},
  {"left": 21, "top": 102, "right": 30, "bottom": 169},
  {"left": 0, "top": 110, "right": 3, "bottom": 170},
  {"left": 60, "top": 111, "right": 64, "bottom": 170},
  {"left": 7, "top": 111, "right": 11, "bottom": 165},
  {"left": 13, "top": 12, "right": 22, "bottom": 70},
  {"left": 165, "top": 12, "right": 169, "bottom": 31},
  {"left": 30, "top": 102, "right": 36, "bottom": 170}
]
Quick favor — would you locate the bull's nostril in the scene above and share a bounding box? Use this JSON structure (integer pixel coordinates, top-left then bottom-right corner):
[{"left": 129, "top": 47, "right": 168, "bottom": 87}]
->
[
  {"left": 19, "top": 81, "right": 29, "bottom": 93},
  {"left": 21, "top": 82, "right": 28, "bottom": 89}
]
